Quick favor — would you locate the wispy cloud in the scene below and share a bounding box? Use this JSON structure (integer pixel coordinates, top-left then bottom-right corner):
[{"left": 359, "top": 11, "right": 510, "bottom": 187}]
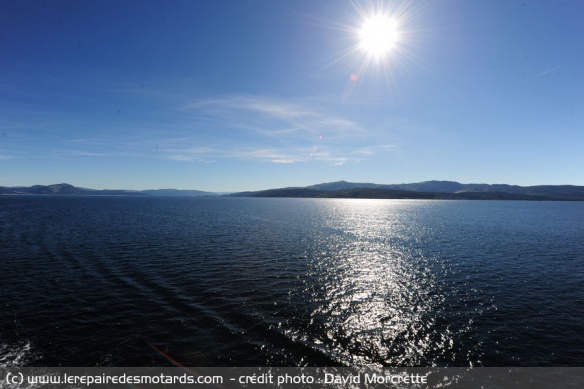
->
[
  {"left": 148, "top": 95, "right": 401, "bottom": 165},
  {"left": 165, "top": 145, "right": 308, "bottom": 164},
  {"left": 59, "top": 150, "right": 117, "bottom": 157},
  {"left": 352, "top": 144, "right": 398, "bottom": 155},
  {"left": 162, "top": 141, "right": 365, "bottom": 165},
  {"left": 64, "top": 138, "right": 111, "bottom": 144},
  {"left": 535, "top": 65, "right": 560, "bottom": 77},
  {"left": 4, "top": 92, "right": 401, "bottom": 167},
  {"left": 163, "top": 94, "right": 397, "bottom": 165},
  {"left": 536, "top": 65, "right": 560, "bottom": 78},
  {"left": 185, "top": 95, "right": 364, "bottom": 141}
]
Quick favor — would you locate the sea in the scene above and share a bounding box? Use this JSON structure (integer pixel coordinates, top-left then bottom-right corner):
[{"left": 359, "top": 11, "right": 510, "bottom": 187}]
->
[{"left": 1, "top": 196, "right": 583, "bottom": 367}]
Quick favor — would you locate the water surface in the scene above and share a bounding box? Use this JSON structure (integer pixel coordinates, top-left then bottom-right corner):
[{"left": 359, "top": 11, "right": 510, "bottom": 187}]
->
[{"left": 1, "top": 197, "right": 583, "bottom": 367}]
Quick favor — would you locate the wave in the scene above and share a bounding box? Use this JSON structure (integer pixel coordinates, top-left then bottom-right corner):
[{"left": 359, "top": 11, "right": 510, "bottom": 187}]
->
[{"left": 0, "top": 341, "right": 35, "bottom": 367}]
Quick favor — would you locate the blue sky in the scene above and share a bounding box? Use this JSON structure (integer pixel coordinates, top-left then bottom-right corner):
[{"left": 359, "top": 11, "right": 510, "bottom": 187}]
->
[{"left": 1, "top": 0, "right": 583, "bottom": 191}]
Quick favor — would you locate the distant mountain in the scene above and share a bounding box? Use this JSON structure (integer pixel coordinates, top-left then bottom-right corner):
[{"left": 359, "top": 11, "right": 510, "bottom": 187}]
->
[
  {"left": 227, "top": 187, "right": 555, "bottom": 201},
  {"left": 0, "top": 183, "right": 150, "bottom": 196},
  {"left": 306, "top": 181, "right": 387, "bottom": 191},
  {"left": 0, "top": 183, "right": 83, "bottom": 195},
  {"left": 141, "top": 189, "right": 219, "bottom": 197},
  {"left": 0, "top": 184, "right": 221, "bottom": 197},
  {"left": 229, "top": 180, "right": 584, "bottom": 201},
  {"left": 305, "top": 180, "right": 468, "bottom": 192},
  {"left": 4, "top": 181, "right": 584, "bottom": 200}
]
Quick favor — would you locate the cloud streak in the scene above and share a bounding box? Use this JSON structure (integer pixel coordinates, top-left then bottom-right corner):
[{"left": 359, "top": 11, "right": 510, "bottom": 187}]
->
[
  {"left": 536, "top": 66, "right": 560, "bottom": 78},
  {"left": 166, "top": 145, "right": 314, "bottom": 164},
  {"left": 161, "top": 94, "right": 401, "bottom": 165},
  {"left": 3, "top": 92, "right": 400, "bottom": 167},
  {"left": 185, "top": 95, "right": 365, "bottom": 141}
]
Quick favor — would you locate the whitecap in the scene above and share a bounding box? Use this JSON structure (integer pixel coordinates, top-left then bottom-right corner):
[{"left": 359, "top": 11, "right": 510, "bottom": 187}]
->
[{"left": 0, "top": 342, "right": 34, "bottom": 367}]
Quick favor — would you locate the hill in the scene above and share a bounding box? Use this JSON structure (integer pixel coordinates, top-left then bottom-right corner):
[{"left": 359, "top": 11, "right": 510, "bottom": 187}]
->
[
  {"left": 228, "top": 180, "right": 584, "bottom": 201},
  {"left": 3, "top": 181, "right": 583, "bottom": 200},
  {"left": 302, "top": 180, "right": 584, "bottom": 201},
  {"left": 0, "top": 184, "right": 219, "bottom": 197}
]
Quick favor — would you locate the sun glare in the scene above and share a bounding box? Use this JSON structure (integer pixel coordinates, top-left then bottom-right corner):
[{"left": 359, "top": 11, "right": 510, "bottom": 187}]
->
[
  {"left": 323, "top": 1, "right": 418, "bottom": 95},
  {"left": 359, "top": 15, "right": 398, "bottom": 57}
]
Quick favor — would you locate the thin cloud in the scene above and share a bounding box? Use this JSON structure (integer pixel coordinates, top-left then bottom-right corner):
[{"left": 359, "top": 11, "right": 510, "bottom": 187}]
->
[
  {"left": 64, "top": 138, "right": 110, "bottom": 144},
  {"left": 162, "top": 139, "right": 370, "bottom": 165},
  {"left": 168, "top": 155, "right": 213, "bottom": 163},
  {"left": 6, "top": 93, "right": 401, "bottom": 167},
  {"left": 536, "top": 66, "right": 560, "bottom": 78},
  {"left": 60, "top": 150, "right": 116, "bottom": 157},
  {"left": 352, "top": 144, "right": 398, "bottom": 156},
  {"left": 165, "top": 95, "right": 385, "bottom": 165},
  {"left": 185, "top": 95, "right": 365, "bottom": 141},
  {"left": 164, "top": 145, "right": 310, "bottom": 164},
  {"left": 162, "top": 96, "right": 402, "bottom": 166}
]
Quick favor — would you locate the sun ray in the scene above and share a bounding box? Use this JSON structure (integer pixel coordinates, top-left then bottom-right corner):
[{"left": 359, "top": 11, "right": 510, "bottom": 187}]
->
[{"left": 303, "top": 0, "right": 425, "bottom": 99}]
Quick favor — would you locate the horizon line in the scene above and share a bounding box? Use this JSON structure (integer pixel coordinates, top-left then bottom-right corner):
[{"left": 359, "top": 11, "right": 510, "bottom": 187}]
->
[{"left": 2, "top": 179, "right": 584, "bottom": 194}]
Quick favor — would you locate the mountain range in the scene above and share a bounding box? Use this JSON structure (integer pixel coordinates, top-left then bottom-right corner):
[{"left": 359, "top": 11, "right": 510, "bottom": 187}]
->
[
  {"left": 2, "top": 181, "right": 584, "bottom": 200},
  {"left": 229, "top": 180, "right": 584, "bottom": 201},
  {"left": 0, "top": 183, "right": 219, "bottom": 197}
]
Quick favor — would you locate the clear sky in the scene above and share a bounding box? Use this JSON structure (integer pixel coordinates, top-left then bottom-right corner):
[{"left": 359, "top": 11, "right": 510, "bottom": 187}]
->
[{"left": 1, "top": 0, "right": 583, "bottom": 191}]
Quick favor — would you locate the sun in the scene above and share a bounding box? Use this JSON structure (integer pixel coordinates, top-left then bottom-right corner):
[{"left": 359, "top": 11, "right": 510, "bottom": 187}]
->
[
  {"left": 321, "top": 1, "right": 418, "bottom": 94},
  {"left": 359, "top": 14, "right": 399, "bottom": 57}
]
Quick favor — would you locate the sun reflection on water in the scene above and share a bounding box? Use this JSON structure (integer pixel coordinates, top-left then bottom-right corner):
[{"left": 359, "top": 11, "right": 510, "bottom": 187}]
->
[{"left": 300, "top": 200, "right": 453, "bottom": 366}]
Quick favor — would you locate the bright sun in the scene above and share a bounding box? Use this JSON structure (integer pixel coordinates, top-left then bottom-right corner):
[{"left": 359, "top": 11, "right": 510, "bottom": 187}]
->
[{"left": 359, "top": 14, "right": 398, "bottom": 57}]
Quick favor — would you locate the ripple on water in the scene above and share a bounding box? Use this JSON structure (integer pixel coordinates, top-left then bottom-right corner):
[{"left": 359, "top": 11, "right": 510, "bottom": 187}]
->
[{"left": 1, "top": 197, "right": 583, "bottom": 367}]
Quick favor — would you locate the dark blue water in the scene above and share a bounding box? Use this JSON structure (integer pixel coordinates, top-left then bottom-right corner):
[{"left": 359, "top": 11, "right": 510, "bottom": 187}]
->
[{"left": 1, "top": 196, "right": 583, "bottom": 367}]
